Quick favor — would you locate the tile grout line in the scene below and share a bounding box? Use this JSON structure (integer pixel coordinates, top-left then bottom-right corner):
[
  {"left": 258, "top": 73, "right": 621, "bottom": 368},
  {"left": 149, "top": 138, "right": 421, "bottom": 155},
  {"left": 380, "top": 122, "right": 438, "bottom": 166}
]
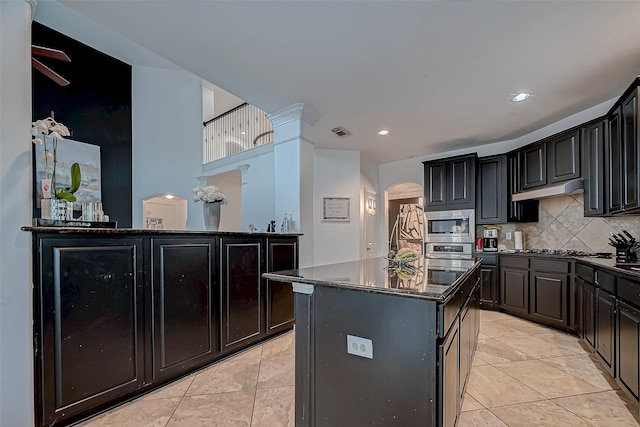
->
[{"left": 249, "top": 342, "right": 265, "bottom": 426}]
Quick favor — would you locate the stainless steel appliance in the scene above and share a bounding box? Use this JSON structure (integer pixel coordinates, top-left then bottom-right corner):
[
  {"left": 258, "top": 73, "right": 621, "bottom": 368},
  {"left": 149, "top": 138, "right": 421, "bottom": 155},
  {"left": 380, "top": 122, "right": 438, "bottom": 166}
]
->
[
  {"left": 483, "top": 229, "right": 498, "bottom": 252},
  {"left": 424, "top": 209, "right": 475, "bottom": 243},
  {"left": 424, "top": 209, "right": 475, "bottom": 259}
]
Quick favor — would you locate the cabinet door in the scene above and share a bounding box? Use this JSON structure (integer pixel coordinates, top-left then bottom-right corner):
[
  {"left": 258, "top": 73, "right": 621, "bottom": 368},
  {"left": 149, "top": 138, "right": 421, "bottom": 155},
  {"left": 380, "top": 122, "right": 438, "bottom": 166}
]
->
[
  {"left": 500, "top": 267, "right": 529, "bottom": 316},
  {"left": 608, "top": 110, "right": 623, "bottom": 213},
  {"left": 583, "top": 120, "right": 606, "bottom": 216},
  {"left": 529, "top": 271, "right": 568, "bottom": 329},
  {"left": 476, "top": 156, "right": 506, "bottom": 224},
  {"left": 574, "top": 277, "right": 584, "bottom": 338},
  {"left": 37, "top": 238, "right": 144, "bottom": 427},
  {"left": 617, "top": 300, "right": 640, "bottom": 398},
  {"left": 150, "top": 239, "right": 217, "bottom": 381},
  {"left": 459, "top": 305, "right": 471, "bottom": 398},
  {"left": 548, "top": 130, "right": 581, "bottom": 184},
  {"left": 266, "top": 238, "right": 298, "bottom": 335},
  {"left": 479, "top": 265, "right": 498, "bottom": 308},
  {"left": 596, "top": 289, "right": 616, "bottom": 374},
  {"left": 439, "top": 320, "right": 459, "bottom": 427},
  {"left": 521, "top": 143, "right": 547, "bottom": 190},
  {"left": 424, "top": 161, "right": 447, "bottom": 209},
  {"left": 220, "top": 237, "right": 264, "bottom": 351},
  {"left": 584, "top": 282, "right": 596, "bottom": 349},
  {"left": 448, "top": 156, "right": 474, "bottom": 207},
  {"left": 622, "top": 92, "right": 639, "bottom": 211},
  {"left": 507, "top": 152, "right": 539, "bottom": 222}
]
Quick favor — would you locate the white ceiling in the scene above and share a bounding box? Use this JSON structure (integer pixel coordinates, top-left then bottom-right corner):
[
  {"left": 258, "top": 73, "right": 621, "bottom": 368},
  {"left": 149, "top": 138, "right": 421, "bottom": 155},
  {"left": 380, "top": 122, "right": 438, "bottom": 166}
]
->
[{"left": 43, "top": 1, "right": 640, "bottom": 164}]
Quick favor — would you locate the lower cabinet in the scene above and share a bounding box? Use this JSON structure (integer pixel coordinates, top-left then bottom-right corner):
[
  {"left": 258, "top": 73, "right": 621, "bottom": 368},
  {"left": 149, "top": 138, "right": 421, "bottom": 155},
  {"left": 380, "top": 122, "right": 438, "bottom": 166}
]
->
[
  {"left": 150, "top": 239, "right": 218, "bottom": 381},
  {"left": 36, "top": 238, "right": 145, "bottom": 427},
  {"left": 459, "top": 304, "right": 471, "bottom": 400},
  {"left": 584, "top": 282, "right": 597, "bottom": 348},
  {"left": 529, "top": 270, "right": 568, "bottom": 329},
  {"left": 34, "top": 232, "right": 298, "bottom": 427},
  {"left": 596, "top": 289, "right": 616, "bottom": 375},
  {"left": 220, "top": 236, "right": 265, "bottom": 351},
  {"left": 440, "top": 316, "right": 459, "bottom": 427},
  {"left": 500, "top": 265, "right": 529, "bottom": 316},
  {"left": 617, "top": 300, "right": 640, "bottom": 398}
]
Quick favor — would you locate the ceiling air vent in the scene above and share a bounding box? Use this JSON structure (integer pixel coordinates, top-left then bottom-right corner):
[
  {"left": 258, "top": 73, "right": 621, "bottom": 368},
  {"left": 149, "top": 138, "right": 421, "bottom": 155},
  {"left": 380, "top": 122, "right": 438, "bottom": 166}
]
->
[{"left": 331, "top": 126, "right": 352, "bottom": 138}]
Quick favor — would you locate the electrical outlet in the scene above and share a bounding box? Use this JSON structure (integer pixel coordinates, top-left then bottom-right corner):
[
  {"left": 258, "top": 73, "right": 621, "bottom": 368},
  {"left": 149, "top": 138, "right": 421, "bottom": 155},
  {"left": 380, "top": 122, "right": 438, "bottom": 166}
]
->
[
  {"left": 506, "top": 232, "right": 512, "bottom": 240},
  {"left": 347, "top": 334, "right": 373, "bottom": 359}
]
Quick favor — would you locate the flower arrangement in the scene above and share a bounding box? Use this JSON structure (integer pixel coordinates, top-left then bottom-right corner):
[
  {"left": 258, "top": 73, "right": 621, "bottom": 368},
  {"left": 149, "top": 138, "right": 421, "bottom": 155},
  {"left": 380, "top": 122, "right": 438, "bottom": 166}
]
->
[
  {"left": 31, "top": 117, "right": 81, "bottom": 202},
  {"left": 193, "top": 185, "right": 228, "bottom": 204}
]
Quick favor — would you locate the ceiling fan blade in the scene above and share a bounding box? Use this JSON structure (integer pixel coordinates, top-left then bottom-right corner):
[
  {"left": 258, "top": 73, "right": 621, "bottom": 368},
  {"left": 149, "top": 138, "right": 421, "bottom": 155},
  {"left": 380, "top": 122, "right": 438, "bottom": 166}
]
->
[
  {"left": 32, "top": 45, "right": 71, "bottom": 62},
  {"left": 32, "top": 58, "right": 70, "bottom": 86}
]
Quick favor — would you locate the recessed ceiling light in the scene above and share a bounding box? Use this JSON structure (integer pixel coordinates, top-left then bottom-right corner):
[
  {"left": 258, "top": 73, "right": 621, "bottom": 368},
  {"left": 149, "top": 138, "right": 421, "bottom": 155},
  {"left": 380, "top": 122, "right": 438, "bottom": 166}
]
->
[
  {"left": 378, "top": 129, "right": 389, "bottom": 136},
  {"left": 512, "top": 93, "right": 531, "bottom": 102}
]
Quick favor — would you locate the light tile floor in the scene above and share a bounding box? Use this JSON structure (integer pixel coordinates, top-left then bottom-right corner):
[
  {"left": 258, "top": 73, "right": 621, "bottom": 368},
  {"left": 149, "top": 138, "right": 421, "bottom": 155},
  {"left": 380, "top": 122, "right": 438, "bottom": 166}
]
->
[{"left": 77, "top": 311, "right": 639, "bottom": 426}]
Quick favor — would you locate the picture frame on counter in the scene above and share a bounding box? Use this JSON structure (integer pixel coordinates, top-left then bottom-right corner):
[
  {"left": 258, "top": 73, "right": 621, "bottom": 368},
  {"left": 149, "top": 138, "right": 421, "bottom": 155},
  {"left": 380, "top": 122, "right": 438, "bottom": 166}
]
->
[{"left": 322, "top": 197, "right": 350, "bottom": 222}]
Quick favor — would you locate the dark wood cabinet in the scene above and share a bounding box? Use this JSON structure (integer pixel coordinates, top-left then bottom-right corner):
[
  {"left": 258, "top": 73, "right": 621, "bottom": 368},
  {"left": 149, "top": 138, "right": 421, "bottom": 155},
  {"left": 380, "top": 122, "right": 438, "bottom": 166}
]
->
[
  {"left": 440, "top": 317, "right": 459, "bottom": 427},
  {"left": 500, "top": 263, "right": 529, "bottom": 316},
  {"left": 574, "top": 276, "right": 584, "bottom": 338},
  {"left": 520, "top": 143, "right": 547, "bottom": 190},
  {"left": 36, "top": 238, "right": 145, "bottom": 427},
  {"left": 617, "top": 300, "right": 639, "bottom": 399},
  {"left": 220, "top": 236, "right": 265, "bottom": 351},
  {"left": 424, "top": 154, "right": 476, "bottom": 211},
  {"left": 150, "top": 239, "right": 218, "bottom": 381},
  {"left": 266, "top": 237, "right": 298, "bottom": 334},
  {"left": 608, "top": 109, "right": 623, "bottom": 213},
  {"left": 622, "top": 91, "right": 639, "bottom": 211},
  {"left": 608, "top": 83, "right": 640, "bottom": 214},
  {"left": 529, "top": 270, "right": 568, "bottom": 329},
  {"left": 477, "top": 253, "right": 499, "bottom": 309},
  {"left": 547, "top": 129, "right": 581, "bottom": 184},
  {"left": 476, "top": 155, "right": 507, "bottom": 224},
  {"left": 596, "top": 289, "right": 616, "bottom": 375},
  {"left": 582, "top": 119, "right": 606, "bottom": 216},
  {"left": 459, "top": 304, "right": 471, "bottom": 401},
  {"left": 507, "top": 152, "right": 539, "bottom": 222},
  {"left": 584, "top": 281, "right": 597, "bottom": 348}
]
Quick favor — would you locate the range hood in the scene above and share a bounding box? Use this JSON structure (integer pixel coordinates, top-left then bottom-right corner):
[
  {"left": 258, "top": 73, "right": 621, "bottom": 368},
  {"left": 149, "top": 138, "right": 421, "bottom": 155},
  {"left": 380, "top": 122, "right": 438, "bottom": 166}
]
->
[{"left": 511, "top": 178, "right": 584, "bottom": 202}]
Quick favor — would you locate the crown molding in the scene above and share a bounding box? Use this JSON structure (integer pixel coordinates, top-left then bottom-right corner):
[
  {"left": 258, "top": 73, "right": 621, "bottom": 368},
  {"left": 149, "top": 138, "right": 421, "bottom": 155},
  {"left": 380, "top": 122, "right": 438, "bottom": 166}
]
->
[{"left": 268, "top": 103, "right": 318, "bottom": 128}]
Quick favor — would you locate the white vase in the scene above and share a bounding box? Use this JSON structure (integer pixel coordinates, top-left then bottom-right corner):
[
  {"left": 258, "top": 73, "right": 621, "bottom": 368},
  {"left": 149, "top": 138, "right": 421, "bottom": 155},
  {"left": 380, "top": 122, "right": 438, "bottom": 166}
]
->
[{"left": 203, "top": 202, "right": 221, "bottom": 231}]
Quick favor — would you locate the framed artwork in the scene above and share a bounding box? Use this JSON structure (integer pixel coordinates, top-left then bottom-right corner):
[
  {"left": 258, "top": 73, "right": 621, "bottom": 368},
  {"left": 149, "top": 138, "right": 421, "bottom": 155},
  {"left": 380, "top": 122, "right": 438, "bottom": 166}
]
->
[
  {"left": 33, "top": 136, "right": 102, "bottom": 211},
  {"left": 322, "top": 197, "right": 350, "bottom": 222}
]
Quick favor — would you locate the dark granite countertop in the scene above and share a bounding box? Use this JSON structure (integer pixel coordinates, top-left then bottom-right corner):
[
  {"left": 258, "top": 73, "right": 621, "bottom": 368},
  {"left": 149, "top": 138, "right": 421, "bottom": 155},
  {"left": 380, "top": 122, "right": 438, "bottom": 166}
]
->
[
  {"left": 21, "top": 225, "right": 302, "bottom": 237},
  {"left": 263, "top": 256, "right": 480, "bottom": 302}
]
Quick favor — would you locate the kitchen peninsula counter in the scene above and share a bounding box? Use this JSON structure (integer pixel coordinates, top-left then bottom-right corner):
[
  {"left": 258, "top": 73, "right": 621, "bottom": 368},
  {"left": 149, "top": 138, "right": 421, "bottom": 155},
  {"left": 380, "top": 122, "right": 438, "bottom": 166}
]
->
[
  {"left": 266, "top": 256, "right": 481, "bottom": 427},
  {"left": 23, "top": 227, "right": 299, "bottom": 427}
]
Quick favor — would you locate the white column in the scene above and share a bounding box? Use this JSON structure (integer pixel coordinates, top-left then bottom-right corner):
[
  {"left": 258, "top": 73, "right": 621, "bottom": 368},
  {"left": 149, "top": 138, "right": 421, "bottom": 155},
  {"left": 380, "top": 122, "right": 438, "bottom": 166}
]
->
[
  {"left": 0, "top": 1, "right": 36, "bottom": 425},
  {"left": 268, "top": 103, "right": 318, "bottom": 267}
]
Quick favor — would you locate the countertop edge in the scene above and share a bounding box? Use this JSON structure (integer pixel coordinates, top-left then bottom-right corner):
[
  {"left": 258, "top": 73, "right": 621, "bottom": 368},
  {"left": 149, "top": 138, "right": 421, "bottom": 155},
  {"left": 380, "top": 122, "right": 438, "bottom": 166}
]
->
[{"left": 21, "top": 226, "right": 302, "bottom": 236}]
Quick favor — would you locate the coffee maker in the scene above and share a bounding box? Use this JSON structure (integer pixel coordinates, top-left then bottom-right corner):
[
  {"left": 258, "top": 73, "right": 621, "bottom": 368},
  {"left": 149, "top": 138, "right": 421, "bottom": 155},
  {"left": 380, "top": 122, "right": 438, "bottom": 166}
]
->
[{"left": 483, "top": 229, "right": 498, "bottom": 252}]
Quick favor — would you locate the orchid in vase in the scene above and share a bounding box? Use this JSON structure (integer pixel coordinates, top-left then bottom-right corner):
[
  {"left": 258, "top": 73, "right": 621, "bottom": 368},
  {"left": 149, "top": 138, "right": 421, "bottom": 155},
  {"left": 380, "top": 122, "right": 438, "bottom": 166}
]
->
[{"left": 31, "top": 117, "right": 81, "bottom": 202}]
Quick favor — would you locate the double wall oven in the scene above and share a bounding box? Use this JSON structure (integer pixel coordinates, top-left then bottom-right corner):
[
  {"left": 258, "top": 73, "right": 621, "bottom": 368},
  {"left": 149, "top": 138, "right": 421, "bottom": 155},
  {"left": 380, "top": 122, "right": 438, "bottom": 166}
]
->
[{"left": 423, "top": 209, "right": 476, "bottom": 284}]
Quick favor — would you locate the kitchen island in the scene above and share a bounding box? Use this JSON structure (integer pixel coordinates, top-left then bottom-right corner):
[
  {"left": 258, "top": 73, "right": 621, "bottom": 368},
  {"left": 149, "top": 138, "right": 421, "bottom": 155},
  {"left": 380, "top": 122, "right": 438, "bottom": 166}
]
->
[{"left": 264, "top": 256, "right": 481, "bottom": 427}]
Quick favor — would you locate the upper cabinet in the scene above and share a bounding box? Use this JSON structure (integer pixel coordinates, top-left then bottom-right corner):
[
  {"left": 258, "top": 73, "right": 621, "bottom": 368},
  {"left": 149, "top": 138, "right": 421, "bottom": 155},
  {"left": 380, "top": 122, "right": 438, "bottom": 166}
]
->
[
  {"left": 476, "top": 156, "right": 507, "bottom": 224},
  {"left": 507, "top": 152, "right": 539, "bottom": 223},
  {"left": 424, "top": 154, "right": 477, "bottom": 212},
  {"left": 608, "top": 80, "right": 640, "bottom": 214},
  {"left": 520, "top": 143, "right": 547, "bottom": 190},
  {"left": 548, "top": 129, "right": 581, "bottom": 184},
  {"left": 582, "top": 119, "right": 607, "bottom": 217}
]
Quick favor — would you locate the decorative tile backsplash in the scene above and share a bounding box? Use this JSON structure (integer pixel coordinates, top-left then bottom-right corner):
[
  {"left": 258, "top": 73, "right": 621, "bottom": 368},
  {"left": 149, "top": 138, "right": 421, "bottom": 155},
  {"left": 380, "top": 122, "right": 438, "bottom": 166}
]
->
[{"left": 477, "top": 194, "right": 640, "bottom": 253}]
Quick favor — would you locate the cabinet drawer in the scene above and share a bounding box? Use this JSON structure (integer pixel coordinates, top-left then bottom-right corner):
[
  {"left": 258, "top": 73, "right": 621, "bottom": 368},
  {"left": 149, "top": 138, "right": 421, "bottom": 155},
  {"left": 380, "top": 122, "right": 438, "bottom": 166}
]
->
[
  {"left": 576, "top": 263, "right": 594, "bottom": 283},
  {"left": 595, "top": 270, "right": 616, "bottom": 294},
  {"left": 531, "top": 258, "right": 570, "bottom": 273},
  {"left": 438, "top": 289, "right": 461, "bottom": 338},
  {"left": 500, "top": 256, "right": 529, "bottom": 269},
  {"left": 618, "top": 277, "right": 640, "bottom": 308},
  {"left": 476, "top": 253, "right": 498, "bottom": 265}
]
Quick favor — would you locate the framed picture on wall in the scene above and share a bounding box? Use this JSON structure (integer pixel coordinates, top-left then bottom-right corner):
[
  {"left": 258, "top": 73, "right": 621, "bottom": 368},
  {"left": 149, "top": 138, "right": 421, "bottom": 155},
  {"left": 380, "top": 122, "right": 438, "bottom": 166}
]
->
[{"left": 322, "top": 197, "right": 350, "bottom": 222}]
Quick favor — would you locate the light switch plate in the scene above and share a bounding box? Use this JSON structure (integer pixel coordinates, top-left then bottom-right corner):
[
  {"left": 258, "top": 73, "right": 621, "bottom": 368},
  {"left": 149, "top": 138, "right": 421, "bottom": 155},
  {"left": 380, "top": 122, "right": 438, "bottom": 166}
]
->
[
  {"left": 506, "top": 232, "right": 512, "bottom": 240},
  {"left": 347, "top": 334, "right": 373, "bottom": 359}
]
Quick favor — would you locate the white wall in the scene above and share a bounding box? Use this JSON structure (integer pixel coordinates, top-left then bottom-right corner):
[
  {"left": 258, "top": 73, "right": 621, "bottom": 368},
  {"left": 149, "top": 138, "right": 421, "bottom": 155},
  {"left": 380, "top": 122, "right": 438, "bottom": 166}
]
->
[
  {"left": 313, "top": 149, "right": 361, "bottom": 265},
  {"left": 206, "top": 169, "right": 242, "bottom": 232},
  {"left": 0, "top": 2, "right": 35, "bottom": 425},
  {"left": 131, "top": 66, "right": 204, "bottom": 229}
]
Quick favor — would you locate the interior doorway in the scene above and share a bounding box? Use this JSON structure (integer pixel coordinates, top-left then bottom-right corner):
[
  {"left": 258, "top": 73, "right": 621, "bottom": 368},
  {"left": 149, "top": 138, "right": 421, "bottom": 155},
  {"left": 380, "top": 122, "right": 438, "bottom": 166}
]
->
[
  {"left": 386, "top": 182, "right": 424, "bottom": 256},
  {"left": 205, "top": 169, "right": 242, "bottom": 231}
]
